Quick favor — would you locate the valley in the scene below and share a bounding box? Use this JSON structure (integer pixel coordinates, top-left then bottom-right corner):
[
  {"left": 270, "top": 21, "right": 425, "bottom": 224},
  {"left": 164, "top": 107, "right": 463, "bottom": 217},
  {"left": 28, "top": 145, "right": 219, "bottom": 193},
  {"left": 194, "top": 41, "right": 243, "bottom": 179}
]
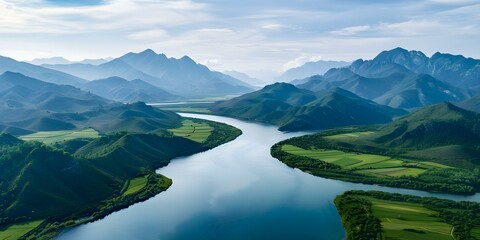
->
[{"left": 1, "top": 47, "right": 480, "bottom": 240}]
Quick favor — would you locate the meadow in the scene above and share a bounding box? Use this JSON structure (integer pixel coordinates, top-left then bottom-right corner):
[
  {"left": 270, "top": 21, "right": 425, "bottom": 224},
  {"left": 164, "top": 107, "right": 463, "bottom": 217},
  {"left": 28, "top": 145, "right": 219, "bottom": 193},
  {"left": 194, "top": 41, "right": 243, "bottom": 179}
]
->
[
  {"left": 335, "top": 191, "right": 480, "bottom": 240},
  {"left": 280, "top": 144, "right": 449, "bottom": 178},
  {"left": 0, "top": 220, "right": 43, "bottom": 240},
  {"left": 123, "top": 176, "right": 149, "bottom": 196},
  {"left": 20, "top": 128, "right": 99, "bottom": 144},
  {"left": 169, "top": 120, "right": 213, "bottom": 143},
  {"left": 366, "top": 197, "right": 454, "bottom": 240}
]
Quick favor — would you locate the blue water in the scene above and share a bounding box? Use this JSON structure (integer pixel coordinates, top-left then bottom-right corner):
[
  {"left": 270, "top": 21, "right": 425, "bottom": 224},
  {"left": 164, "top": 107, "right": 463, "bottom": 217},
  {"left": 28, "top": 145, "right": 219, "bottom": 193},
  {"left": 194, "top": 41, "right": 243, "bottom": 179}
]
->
[{"left": 57, "top": 114, "right": 480, "bottom": 240}]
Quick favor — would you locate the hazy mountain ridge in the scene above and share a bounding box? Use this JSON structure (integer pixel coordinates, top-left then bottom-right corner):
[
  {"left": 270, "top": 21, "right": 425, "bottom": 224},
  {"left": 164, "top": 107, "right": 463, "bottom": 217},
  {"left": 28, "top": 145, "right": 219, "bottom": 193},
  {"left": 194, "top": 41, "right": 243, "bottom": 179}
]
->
[
  {"left": 0, "top": 72, "right": 112, "bottom": 122},
  {"left": 278, "top": 60, "right": 350, "bottom": 82},
  {"left": 82, "top": 76, "right": 181, "bottom": 103},
  {"left": 29, "top": 57, "right": 110, "bottom": 65},
  {"left": 0, "top": 55, "right": 86, "bottom": 86},
  {"left": 42, "top": 49, "right": 254, "bottom": 98}
]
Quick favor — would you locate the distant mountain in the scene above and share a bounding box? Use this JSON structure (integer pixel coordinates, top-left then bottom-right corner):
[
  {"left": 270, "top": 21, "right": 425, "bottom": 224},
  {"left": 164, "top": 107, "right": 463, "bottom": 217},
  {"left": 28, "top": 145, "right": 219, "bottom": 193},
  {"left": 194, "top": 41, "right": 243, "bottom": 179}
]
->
[
  {"left": 43, "top": 49, "right": 254, "bottom": 98},
  {"left": 0, "top": 71, "right": 111, "bottom": 123},
  {"left": 29, "top": 57, "right": 72, "bottom": 65},
  {"left": 352, "top": 47, "right": 480, "bottom": 88},
  {"left": 223, "top": 71, "right": 266, "bottom": 87},
  {"left": 210, "top": 83, "right": 406, "bottom": 131},
  {"left": 372, "top": 103, "right": 480, "bottom": 153},
  {"left": 457, "top": 95, "right": 480, "bottom": 113},
  {"left": 29, "top": 57, "right": 110, "bottom": 65},
  {"left": 0, "top": 55, "right": 86, "bottom": 86},
  {"left": 82, "top": 77, "right": 180, "bottom": 103},
  {"left": 297, "top": 53, "right": 471, "bottom": 109},
  {"left": 278, "top": 60, "right": 350, "bottom": 83}
]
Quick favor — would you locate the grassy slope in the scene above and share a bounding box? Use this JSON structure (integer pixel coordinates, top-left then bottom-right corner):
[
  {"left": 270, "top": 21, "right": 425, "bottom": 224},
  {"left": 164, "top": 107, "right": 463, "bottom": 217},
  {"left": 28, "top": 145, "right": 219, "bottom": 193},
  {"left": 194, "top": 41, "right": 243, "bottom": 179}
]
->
[
  {"left": 169, "top": 119, "right": 214, "bottom": 143},
  {"left": 335, "top": 191, "right": 480, "bottom": 240},
  {"left": 0, "top": 220, "right": 43, "bottom": 240},
  {"left": 19, "top": 128, "right": 99, "bottom": 144},
  {"left": 272, "top": 103, "right": 480, "bottom": 194}
]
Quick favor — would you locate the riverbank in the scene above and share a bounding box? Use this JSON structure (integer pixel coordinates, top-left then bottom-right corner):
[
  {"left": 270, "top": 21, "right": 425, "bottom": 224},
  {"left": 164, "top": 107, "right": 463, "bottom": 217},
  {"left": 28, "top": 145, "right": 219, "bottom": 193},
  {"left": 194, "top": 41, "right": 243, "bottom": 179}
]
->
[{"left": 0, "top": 118, "right": 242, "bottom": 240}]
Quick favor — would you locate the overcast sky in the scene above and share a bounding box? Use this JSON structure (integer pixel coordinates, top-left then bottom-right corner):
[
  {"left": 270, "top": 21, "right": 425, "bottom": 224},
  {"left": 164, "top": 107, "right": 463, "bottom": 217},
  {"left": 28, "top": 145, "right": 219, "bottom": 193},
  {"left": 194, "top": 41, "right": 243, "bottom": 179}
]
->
[{"left": 1, "top": 0, "right": 479, "bottom": 76}]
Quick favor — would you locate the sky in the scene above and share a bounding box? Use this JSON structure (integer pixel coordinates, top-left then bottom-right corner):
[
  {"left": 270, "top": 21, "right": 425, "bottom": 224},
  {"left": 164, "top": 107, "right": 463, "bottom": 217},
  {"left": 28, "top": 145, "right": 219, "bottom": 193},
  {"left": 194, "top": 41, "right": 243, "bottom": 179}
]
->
[{"left": 0, "top": 0, "right": 479, "bottom": 78}]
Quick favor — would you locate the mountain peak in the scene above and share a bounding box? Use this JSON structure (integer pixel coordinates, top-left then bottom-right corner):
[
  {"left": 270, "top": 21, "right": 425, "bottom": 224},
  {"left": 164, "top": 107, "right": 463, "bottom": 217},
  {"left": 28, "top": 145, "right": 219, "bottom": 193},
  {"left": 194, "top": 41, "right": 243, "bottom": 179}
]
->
[
  {"left": 139, "top": 49, "right": 157, "bottom": 56},
  {"left": 179, "top": 55, "right": 196, "bottom": 64}
]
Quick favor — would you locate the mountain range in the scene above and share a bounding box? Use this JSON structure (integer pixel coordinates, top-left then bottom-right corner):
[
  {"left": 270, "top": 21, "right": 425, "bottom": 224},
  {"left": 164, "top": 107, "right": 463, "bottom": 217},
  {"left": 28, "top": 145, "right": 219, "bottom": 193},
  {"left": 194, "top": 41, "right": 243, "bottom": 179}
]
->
[
  {"left": 0, "top": 72, "right": 185, "bottom": 134},
  {"left": 223, "top": 71, "right": 266, "bottom": 87},
  {"left": 210, "top": 82, "right": 407, "bottom": 131},
  {"left": 42, "top": 49, "right": 254, "bottom": 98},
  {"left": 29, "top": 57, "right": 111, "bottom": 65},
  {"left": 82, "top": 77, "right": 180, "bottom": 103},
  {"left": 0, "top": 55, "right": 86, "bottom": 86},
  {"left": 279, "top": 60, "right": 350, "bottom": 83},
  {"left": 296, "top": 48, "right": 475, "bottom": 109}
]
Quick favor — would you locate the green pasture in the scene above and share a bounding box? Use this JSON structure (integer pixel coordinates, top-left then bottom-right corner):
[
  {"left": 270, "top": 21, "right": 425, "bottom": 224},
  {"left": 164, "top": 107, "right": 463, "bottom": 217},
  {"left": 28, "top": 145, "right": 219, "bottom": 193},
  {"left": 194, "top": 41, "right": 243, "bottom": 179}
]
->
[
  {"left": 20, "top": 128, "right": 99, "bottom": 144},
  {"left": 324, "top": 131, "right": 374, "bottom": 140},
  {"left": 366, "top": 197, "right": 454, "bottom": 240},
  {"left": 0, "top": 220, "right": 43, "bottom": 240},
  {"left": 169, "top": 120, "right": 213, "bottom": 143},
  {"left": 281, "top": 144, "right": 448, "bottom": 178},
  {"left": 123, "top": 176, "right": 148, "bottom": 196}
]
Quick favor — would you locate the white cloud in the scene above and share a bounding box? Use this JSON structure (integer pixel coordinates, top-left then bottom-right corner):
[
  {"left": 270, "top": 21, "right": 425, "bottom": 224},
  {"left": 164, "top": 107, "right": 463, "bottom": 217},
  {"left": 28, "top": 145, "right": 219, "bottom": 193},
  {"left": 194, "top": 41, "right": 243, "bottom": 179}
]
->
[
  {"left": 128, "top": 29, "right": 169, "bottom": 41},
  {"left": 282, "top": 54, "right": 323, "bottom": 71},
  {"left": 0, "top": 0, "right": 211, "bottom": 33}
]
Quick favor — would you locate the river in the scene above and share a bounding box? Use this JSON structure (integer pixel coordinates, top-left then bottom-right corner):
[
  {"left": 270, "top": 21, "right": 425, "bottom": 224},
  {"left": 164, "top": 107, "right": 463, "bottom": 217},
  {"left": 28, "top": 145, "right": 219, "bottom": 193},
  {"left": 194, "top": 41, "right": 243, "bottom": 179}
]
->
[{"left": 57, "top": 113, "right": 480, "bottom": 240}]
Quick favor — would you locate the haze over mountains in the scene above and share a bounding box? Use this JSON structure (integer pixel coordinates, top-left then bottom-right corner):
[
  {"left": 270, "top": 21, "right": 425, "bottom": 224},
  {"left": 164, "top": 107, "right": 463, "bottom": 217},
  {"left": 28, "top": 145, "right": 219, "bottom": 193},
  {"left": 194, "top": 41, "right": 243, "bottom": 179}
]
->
[
  {"left": 279, "top": 60, "right": 350, "bottom": 83},
  {"left": 82, "top": 77, "right": 181, "bottom": 103},
  {"left": 42, "top": 49, "right": 254, "bottom": 98},
  {"left": 29, "top": 57, "right": 111, "bottom": 66},
  {"left": 0, "top": 55, "right": 86, "bottom": 87}
]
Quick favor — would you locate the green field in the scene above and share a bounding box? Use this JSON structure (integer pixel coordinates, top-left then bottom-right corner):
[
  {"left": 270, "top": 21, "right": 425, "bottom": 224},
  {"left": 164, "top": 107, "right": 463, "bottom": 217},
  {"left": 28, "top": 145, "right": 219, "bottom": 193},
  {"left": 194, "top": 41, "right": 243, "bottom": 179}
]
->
[
  {"left": 123, "top": 176, "right": 148, "bottom": 196},
  {"left": 324, "top": 131, "right": 374, "bottom": 140},
  {"left": 169, "top": 120, "right": 213, "bottom": 143},
  {"left": 367, "top": 197, "right": 454, "bottom": 240},
  {"left": 20, "top": 128, "right": 100, "bottom": 144},
  {"left": 0, "top": 220, "right": 43, "bottom": 240},
  {"left": 281, "top": 144, "right": 448, "bottom": 178}
]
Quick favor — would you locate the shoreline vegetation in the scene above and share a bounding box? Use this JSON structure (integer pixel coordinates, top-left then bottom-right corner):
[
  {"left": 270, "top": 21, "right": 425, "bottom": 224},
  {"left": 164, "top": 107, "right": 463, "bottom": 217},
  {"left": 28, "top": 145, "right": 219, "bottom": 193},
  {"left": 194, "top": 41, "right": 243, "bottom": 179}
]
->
[
  {"left": 335, "top": 191, "right": 480, "bottom": 240},
  {"left": 0, "top": 118, "right": 242, "bottom": 240},
  {"left": 271, "top": 126, "right": 480, "bottom": 195}
]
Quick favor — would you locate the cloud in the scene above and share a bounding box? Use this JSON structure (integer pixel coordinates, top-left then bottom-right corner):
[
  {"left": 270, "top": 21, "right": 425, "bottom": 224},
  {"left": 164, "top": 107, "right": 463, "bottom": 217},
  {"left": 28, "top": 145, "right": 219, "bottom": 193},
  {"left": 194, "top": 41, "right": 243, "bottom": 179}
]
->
[
  {"left": 128, "top": 29, "right": 169, "bottom": 41},
  {"left": 282, "top": 55, "right": 323, "bottom": 71},
  {"left": 0, "top": 0, "right": 211, "bottom": 33}
]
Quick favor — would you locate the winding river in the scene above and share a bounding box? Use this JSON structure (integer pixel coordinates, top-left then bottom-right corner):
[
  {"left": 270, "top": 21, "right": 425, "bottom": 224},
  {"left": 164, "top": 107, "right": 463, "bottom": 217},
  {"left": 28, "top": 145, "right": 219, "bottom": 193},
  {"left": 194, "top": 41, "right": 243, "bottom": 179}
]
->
[{"left": 57, "top": 114, "right": 480, "bottom": 240}]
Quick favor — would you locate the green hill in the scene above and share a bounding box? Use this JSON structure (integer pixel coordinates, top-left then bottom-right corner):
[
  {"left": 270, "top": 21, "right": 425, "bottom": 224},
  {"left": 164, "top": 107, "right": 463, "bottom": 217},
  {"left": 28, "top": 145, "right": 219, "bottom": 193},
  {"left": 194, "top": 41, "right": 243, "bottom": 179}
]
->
[
  {"left": 0, "top": 118, "right": 241, "bottom": 239},
  {"left": 272, "top": 103, "right": 480, "bottom": 194},
  {"left": 211, "top": 83, "right": 406, "bottom": 131},
  {"left": 373, "top": 102, "right": 480, "bottom": 148}
]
